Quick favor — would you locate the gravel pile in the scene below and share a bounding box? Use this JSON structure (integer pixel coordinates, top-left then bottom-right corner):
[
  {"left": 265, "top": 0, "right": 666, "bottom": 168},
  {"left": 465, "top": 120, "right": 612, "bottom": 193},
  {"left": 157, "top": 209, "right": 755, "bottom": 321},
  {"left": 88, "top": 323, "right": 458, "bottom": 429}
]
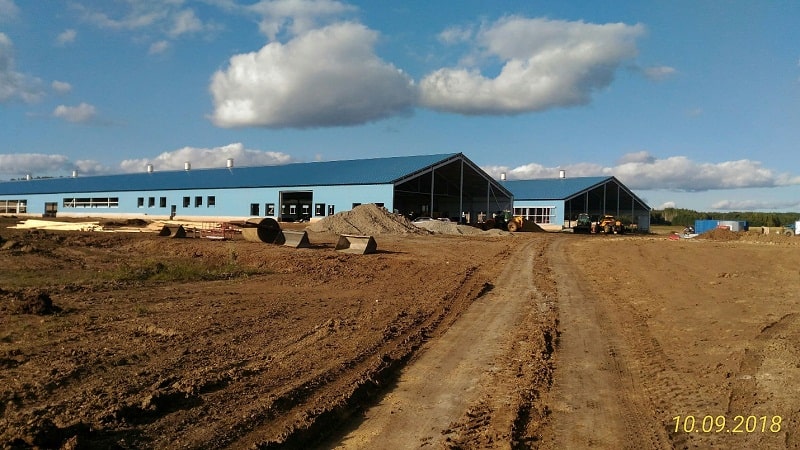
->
[
  {"left": 307, "top": 204, "right": 427, "bottom": 235},
  {"left": 413, "top": 220, "right": 511, "bottom": 236}
]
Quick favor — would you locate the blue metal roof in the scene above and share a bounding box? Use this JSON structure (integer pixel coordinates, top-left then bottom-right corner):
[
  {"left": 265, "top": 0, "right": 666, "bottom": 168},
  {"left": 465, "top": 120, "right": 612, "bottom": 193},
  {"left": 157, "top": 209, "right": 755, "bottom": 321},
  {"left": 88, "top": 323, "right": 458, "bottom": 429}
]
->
[
  {"left": 0, "top": 153, "right": 459, "bottom": 195},
  {"left": 502, "top": 177, "right": 612, "bottom": 200}
]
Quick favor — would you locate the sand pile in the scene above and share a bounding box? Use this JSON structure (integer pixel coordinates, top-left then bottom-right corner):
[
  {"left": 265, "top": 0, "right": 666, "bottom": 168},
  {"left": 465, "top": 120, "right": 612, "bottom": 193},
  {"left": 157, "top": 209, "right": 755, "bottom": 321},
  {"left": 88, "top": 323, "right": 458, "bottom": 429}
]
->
[
  {"left": 413, "top": 220, "right": 508, "bottom": 236},
  {"left": 307, "top": 204, "right": 427, "bottom": 235}
]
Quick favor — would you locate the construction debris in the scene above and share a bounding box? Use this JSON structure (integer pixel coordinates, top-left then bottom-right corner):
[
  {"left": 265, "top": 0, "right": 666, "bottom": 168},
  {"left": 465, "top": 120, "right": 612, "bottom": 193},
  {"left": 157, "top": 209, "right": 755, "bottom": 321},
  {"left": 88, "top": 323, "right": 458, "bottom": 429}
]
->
[{"left": 335, "top": 234, "right": 378, "bottom": 254}]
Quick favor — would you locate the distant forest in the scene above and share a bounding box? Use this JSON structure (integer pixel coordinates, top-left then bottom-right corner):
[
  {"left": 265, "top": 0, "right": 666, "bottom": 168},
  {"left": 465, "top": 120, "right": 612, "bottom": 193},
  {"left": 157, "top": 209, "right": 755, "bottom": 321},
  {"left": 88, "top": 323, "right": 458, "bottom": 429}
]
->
[{"left": 651, "top": 208, "right": 800, "bottom": 227}]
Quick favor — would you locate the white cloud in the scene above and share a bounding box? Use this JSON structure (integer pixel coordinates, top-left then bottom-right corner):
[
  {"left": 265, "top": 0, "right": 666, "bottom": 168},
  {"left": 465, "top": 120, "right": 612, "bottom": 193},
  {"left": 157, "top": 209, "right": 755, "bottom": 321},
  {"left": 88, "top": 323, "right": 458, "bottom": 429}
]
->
[
  {"left": 51, "top": 80, "right": 72, "bottom": 94},
  {"left": 484, "top": 151, "right": 800, "bottom": 192},
  {"left": 210, "top": 22, "right": 416, "bottom": 128},
  {"left": 53, "top": 102, "right": 97, "bottom": 123},
  {"left": 656, "top": 201, "right": 677, "bottom": 210},
  {"left": 149, "top": 40, "right": 170, "bottom": 55},
  {"left": 0, "top": 153, "right": 72, "bottom": 176},
  {"left": 119, "top": 142, "right": 295, "bottom": 172},
  {"left": 56, "top": 29, "right": 77, "bottom": 46},
  {"left": 169, "top": 9, "right": 204, "bottom": 36},
  {"left": 642, "top": 65, "right": 676, "bottom": 81},
  {"left": 437, "top": 25, "right": 474, "bottom": 45},
  {"left": 420, "top": 17, "right": 644, "bottom": 115},
  {"left": 246, "top": 0, "right": 356, "bottom": 40},
  {"left": 710, "top": 199, "right": 800, "bottom": 211},
  {"left": 0, "top": 33, "right": 44, "bottom": 103},
  {"left": 0, "top": 0, "right": 19, "bottom": 22}
]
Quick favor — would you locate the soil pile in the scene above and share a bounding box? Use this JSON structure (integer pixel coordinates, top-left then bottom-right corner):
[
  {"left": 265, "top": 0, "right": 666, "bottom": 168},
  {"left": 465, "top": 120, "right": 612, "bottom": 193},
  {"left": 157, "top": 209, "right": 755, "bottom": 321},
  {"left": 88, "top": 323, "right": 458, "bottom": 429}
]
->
[
  {"left": 1, "top": 289, "right": 60, "bottom": 315},
  {"left": 698, "top": 228, "right": 740, "bottom": 241},
  {"left": 307, "top": 204, "right": 427, "bottom": 235}
]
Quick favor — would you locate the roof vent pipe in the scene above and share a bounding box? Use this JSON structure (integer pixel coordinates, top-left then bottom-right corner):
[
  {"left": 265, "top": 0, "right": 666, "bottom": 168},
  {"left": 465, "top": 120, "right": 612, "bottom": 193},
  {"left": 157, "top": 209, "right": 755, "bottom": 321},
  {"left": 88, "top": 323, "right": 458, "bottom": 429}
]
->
[
  {"left": 184, "top": 162, "right": 191, "bottom": 171},
  {"left": 25, "top": 174, "right": 32, "bottom": 181},
  {"left": 559, "top": 169, "right": 566, "bottom": 179},
  {"left": 72, "top": 170, "right": 78, "bottom": 178},
  {"left": 146, "top": 164, "right": 154, "bottom": 173},
  {"left": 500, "top": 172, "right": 506, "bottom": 181},
  {"left": 226, "top": 158, "right": 234, "bottom": 169}
]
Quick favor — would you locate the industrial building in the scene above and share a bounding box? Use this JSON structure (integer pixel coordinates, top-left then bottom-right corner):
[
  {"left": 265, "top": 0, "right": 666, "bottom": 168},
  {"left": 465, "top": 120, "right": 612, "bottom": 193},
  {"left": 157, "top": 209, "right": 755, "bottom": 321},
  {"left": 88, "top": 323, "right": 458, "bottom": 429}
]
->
[
  {"left": 0, "top": 153, "right": 513, "bottom": 223},
  {"left": 0, "top": 153, "right": 650, "bottom": 230},
  {"left": 502, "top": 175, "right": 651, "bottom": 231}
]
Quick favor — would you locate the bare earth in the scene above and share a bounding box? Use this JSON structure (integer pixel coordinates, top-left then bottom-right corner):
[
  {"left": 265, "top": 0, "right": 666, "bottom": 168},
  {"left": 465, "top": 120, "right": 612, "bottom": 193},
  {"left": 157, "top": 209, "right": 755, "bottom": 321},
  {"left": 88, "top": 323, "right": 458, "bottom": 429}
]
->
[{"left": 2, "top": 217, "right": 800, "bottom": 449}]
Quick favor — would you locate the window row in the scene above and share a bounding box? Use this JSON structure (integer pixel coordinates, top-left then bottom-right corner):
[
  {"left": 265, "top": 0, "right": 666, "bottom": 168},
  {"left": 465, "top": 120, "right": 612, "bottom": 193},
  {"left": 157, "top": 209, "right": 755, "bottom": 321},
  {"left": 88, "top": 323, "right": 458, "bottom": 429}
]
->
[
  {"left": 63, "top": 197, "right": 119, "bottom": 208},
  {"left": 513, "top": 207, "right": 554, "bottom": 224},
  {"left": 0, "top": 199, "right": 27, "bottom": 213}
]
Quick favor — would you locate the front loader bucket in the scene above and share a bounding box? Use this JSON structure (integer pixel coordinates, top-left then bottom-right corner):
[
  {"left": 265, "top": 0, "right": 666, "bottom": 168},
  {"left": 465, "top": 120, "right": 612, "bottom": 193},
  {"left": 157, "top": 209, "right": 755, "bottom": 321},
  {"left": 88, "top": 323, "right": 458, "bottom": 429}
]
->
[
  {"left": 159, "top": 225, "right": 186, "bottom": 238},
  {"left": 241, "top": 217, "right": 281, "bottom": 243},
  {"left": 277, "top": 230, "right": 311, "bottom": 248},
  {"left": 335, "top": 234, "right": 377, "bottom": 254}
]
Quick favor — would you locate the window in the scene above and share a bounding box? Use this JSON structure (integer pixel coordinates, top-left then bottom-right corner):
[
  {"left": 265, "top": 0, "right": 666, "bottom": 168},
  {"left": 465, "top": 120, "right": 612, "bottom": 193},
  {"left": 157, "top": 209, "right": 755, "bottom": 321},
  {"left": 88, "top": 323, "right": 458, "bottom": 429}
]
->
[
  {"left": 195, "top": 196, "right": 202, "bottom": 207},
  {"left": 62, "top": 198, "right": 119, "bottom": 208},
  {"left": 207, "top": 196, "right": 216, "bottom": 207},
  {"left": 138, "top": 197, "right": 144, "bottom": 208},
  {"left": 352, "top": 202, "right": 361, "bottom": 208},
  {"left": 250, "top": 203, "right": 260, "bottom": 216},
  {"left": 514, "top": 207, "right": 554, "bottom": 224},
  {"left": 265, "top": 203, "right": 275, "bottom": 216},
  {"left": 0, "top": 199, "right": 27, "bottom": 214},
  {"left": 148, "top": 197, "right": 155, "bottom": 207},
  {"left": 183, "top": 196, "right": 190, "bottom": 207},
  {"left": 160, "top": 197, "right": 167, "bottom": 208},
  {"left": 327, "top": 205, "right": 335, "bottom": 216},
  {"left": 315, "top": 203, "right": 326, "bottom": 216}
]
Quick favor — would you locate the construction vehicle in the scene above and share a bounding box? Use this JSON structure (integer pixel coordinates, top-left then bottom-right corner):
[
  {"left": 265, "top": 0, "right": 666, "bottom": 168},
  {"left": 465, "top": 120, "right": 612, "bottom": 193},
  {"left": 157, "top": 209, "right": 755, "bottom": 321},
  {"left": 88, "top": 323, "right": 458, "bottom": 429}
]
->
[
  {"left": 572, "top": 213, "right": 592, "bottom": 234},
  {"left": 595, "top": 214, "right": 626, "bottom": 234}
]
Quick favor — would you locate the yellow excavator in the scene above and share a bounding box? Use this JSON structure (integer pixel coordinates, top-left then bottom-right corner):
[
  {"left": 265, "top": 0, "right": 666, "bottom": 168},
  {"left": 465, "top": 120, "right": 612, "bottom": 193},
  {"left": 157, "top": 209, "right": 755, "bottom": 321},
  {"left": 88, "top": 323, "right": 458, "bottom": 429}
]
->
[{"left": 595, "top": 215, "right": 626, "bottom": 234}]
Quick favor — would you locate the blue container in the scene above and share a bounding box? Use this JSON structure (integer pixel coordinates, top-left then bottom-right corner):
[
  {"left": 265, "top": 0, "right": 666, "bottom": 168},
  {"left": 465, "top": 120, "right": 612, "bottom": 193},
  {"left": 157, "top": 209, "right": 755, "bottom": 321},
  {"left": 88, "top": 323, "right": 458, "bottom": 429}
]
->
[{"left": 694, "top": 220, "right": 719, "bottom": 234}]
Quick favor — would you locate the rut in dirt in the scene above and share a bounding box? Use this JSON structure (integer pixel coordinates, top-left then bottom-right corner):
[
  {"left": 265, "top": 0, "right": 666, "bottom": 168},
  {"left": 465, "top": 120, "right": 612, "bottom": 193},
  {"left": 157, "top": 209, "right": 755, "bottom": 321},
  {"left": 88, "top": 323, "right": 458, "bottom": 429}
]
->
[{"left": 326, "top": 238, "right": 547, "bottom": 449}]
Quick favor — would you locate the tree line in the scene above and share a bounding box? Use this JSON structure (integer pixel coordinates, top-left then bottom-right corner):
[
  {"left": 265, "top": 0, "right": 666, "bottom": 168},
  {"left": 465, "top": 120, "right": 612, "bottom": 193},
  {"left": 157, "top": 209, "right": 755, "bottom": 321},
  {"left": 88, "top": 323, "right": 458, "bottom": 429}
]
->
[{"left": 651, "top": 208, "right": 800, "bottom": 227}]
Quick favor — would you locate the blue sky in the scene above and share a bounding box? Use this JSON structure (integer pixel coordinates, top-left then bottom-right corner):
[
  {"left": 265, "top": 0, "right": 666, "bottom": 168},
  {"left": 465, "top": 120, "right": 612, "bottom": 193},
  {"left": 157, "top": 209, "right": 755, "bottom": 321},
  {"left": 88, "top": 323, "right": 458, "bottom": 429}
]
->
[{"left": 1, "top": 0, "right": 799, "bottom": 212}]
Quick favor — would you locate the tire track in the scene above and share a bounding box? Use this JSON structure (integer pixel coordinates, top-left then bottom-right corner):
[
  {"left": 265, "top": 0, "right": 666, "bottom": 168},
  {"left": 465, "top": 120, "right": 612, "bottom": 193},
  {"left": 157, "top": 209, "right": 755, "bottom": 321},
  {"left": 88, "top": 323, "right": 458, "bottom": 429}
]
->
[{"left": 538, "top": 237, "right": 672, "bottom": 449}]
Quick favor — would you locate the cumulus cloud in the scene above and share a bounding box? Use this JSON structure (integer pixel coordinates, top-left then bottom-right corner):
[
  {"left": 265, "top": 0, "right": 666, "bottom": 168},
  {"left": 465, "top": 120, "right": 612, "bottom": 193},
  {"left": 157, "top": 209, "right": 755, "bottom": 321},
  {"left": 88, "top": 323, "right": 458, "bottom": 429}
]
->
[
  {"left": 209, "top": 22, "right": 416, "bottom": 128},
  {"left": 419, "top": 17, "right": 644, "bottom": 115},
  {"left": 56, "top": 29, "right": 77, "bottom": 46},
  {"left": 0, "top": 33, "right": 44, "bottom": 103},
  {"left": 483, "top": 151, "right": 800, "bottom": 192},
  {"left": 0, "top": 153, "right": 72, "bottom": 176},
  {"left": 51, "top": 80, "right": 72, "bottom": 94},
  {"left": 656, "top": 201, "right": 677, "bottom": 210},
  {"left": 53, "top": 102, "right": 97, "bottom": 123},
  {"left": 246, "top": 0, "right": 357, "bottom": 40},
  {"left": 119, "top": 142, "right": 296, "bottom": 172}
]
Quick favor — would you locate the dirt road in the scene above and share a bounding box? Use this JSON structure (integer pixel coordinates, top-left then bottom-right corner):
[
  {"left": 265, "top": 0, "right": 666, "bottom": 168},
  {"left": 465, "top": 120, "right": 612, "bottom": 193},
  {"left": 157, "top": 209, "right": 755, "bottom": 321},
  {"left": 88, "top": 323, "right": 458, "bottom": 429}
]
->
[{"left": 331, "top": 238, "right": 548, "bottom": 449}]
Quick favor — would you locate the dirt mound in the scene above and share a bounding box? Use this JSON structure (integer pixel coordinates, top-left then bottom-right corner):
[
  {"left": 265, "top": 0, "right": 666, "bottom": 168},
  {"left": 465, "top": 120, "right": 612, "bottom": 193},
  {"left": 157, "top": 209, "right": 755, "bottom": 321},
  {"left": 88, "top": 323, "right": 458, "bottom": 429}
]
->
[
  {"left": 2, "top": 289, "right": 60, "bottom": 315},
  {"left": 307, "top": 204, "right": 427, "bottom": 235},
  {"left": 697, "top": 228, "right": 740, "bottom": 241},
  {"left": 414, "top": 221, "right": 510, "bottom": 236}
]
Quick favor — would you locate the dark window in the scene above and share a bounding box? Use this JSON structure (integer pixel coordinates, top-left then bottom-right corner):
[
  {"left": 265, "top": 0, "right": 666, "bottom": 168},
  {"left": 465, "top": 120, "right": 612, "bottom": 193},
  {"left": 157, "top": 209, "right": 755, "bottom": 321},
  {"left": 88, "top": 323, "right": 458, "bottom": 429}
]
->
[
  {"left": 266, "top": 203, "right": 275, "bottom": 216},
  {"left": 250, "top": 203, "right": 260, "bottom": 216},
  {"left": 195, "top": 196, "right": 202, "bottom": 207},
  {"left": 183, "top": 197, "right": 190, "bottom": 207},
  {"left": 148, "top": 197, "right": 155, "bottom": 207},
  {"left": 207, "top": 196, "right": 215, "bottom": 207},
  {"left": 315, "top": 203, "right": 326, "bottom": 216},
  {"left": 160, "top": 197, "right": 167, "bottom": 208},
  {"left": 328, "top": 205, "right": 335, "bottom": 216},
  {"left": 137, "top": 197, "right": 144, "bottom": 208},
  {"left": 352, "top": 202, "right": 361, "bottom": 209}
]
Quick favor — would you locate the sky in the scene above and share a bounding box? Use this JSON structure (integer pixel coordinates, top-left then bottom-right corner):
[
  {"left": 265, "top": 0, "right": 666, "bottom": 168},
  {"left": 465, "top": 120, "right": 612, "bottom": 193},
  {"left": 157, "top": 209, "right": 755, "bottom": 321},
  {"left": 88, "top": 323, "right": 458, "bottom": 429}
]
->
[{"left": 1, "top": 0, "right": 799, "bottom": 212}]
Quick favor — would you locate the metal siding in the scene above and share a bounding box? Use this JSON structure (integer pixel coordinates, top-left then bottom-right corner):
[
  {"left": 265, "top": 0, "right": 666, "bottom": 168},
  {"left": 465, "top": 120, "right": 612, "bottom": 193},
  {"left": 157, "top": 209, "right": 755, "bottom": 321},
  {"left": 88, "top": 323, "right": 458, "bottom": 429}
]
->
[
  {"left": 0, "top": 153, "right": 458, "bottom": 196},
  {"left": 503, "top": 177, "right": 611, "bottom": 200}
]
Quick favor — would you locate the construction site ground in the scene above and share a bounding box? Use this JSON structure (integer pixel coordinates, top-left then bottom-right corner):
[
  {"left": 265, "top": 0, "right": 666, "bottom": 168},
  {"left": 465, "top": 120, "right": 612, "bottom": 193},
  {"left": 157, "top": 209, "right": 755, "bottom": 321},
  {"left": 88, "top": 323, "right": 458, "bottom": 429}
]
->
[{"left": 2, "top": 215, "right": 800, "bottom": 449}]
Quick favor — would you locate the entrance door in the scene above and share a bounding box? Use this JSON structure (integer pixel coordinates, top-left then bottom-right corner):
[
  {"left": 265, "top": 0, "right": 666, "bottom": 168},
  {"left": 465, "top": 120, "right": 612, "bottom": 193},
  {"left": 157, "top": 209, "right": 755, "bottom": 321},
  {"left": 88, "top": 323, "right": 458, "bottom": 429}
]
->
[{"left": 44, "top": 202, "right": 57, "bottom": 217}]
